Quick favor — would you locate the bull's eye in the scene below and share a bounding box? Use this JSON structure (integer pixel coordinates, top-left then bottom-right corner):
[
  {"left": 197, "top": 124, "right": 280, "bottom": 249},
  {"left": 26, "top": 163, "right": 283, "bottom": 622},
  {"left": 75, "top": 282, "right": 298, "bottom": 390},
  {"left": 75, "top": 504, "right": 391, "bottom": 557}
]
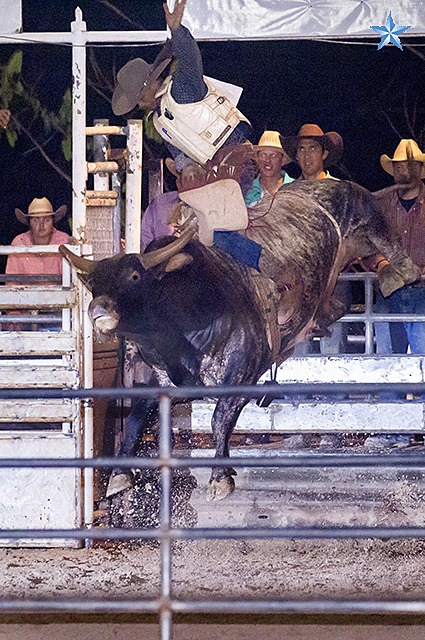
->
[{"left": 130, "top": 270, "right": 141, "bottom": 282}]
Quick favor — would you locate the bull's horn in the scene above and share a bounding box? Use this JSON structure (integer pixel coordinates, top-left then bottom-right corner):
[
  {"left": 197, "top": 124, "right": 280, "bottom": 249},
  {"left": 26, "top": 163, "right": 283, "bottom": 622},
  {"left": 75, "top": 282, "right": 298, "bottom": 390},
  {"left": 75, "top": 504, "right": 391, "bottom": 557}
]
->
[
  {"left": 139, "top": 224, "right": 196, "bottom": 269},
  {"left": 59, "top": 245, "right": 96, "bottom": 273}
]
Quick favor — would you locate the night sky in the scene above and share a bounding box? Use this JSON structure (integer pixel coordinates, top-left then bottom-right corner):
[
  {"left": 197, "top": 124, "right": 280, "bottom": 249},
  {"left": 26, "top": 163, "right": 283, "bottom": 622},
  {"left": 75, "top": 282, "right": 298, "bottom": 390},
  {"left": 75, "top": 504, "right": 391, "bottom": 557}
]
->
[{"left": 0, "top": 0, "right": 424, "bottom": 249}]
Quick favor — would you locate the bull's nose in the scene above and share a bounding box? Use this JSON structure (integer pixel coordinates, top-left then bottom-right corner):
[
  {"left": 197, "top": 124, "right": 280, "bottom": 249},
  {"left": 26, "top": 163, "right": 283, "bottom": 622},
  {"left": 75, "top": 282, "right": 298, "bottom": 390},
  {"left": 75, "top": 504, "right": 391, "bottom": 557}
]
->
[{"left": 94, "top": 315, "right": 119, "bottom": 333}]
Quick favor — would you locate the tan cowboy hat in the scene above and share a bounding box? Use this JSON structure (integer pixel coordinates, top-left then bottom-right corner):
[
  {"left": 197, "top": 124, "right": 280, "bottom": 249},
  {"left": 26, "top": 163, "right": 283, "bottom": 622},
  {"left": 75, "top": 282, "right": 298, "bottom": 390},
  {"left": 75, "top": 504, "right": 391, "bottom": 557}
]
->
[
  {"left": 257, "top": 130, "right": 283, "bottom": 151},
  {"left": 255, "top": 130, "right": 291, "bottom": 164},
  {"left": 15, "top": 197, "right": 67, "bottom": 225},
  {"left": 112, "top": 42, "right": 173, "bottom": 116},
  {"left": 281, "top": 123, "right": 344, "bottom": 168},
  {"left": 380, "top": 139, "right": 425, "bottom": 177}
]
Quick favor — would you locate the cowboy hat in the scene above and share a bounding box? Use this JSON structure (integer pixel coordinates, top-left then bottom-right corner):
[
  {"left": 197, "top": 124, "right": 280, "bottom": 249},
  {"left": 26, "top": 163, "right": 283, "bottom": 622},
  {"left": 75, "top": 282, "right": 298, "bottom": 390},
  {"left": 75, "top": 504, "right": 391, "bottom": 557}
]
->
[
  {"left": 112, "top": 42, "right": 173, "bottom": 116},
  {"left": 256, "top": 130, "right": 291, "bottom": 164},
  {"left": 380, "top": 139, "right": 425, "bottom": 177},
  {"left": 257, "top": 130, "right": 284, "bottom": 151},
  {"left": 281, "top": 123, "right": 344, "bottom": 168},
  {"left": 15, "top": 197, "right": 67, "bottom": 225}
]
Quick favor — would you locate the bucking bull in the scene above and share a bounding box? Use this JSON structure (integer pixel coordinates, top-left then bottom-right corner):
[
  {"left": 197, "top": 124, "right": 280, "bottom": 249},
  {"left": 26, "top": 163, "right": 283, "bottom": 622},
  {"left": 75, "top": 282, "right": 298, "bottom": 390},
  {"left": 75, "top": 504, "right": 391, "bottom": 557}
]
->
[{"left": 60, "top": 178, "right": 420, "bottom": 502}]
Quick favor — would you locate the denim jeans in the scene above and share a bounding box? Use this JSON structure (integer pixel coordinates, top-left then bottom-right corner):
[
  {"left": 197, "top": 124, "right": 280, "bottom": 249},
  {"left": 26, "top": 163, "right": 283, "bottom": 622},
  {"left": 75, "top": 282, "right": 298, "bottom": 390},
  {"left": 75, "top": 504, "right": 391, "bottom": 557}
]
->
[
  {"left": 376, "top": 285, "right": 425, "bottom": 355},
  {"left": 375, "top": 284, "right": 425, "bottom": 400}
]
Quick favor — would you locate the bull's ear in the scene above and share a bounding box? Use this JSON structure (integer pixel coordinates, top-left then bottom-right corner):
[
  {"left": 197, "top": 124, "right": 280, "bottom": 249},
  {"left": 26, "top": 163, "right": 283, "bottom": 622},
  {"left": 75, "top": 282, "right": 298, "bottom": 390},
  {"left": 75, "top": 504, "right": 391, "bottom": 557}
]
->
[{"left": 164, "top": 252, "right": 193, "bottom": 273}]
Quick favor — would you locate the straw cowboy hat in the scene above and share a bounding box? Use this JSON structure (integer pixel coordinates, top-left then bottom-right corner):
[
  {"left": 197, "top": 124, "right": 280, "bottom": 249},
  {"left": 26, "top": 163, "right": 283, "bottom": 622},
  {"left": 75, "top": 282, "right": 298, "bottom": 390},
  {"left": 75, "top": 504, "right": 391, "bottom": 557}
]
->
[
  {"left": 281, "top": 123, "right": 344, "bottom": 168},
  {"left": 15, "top": 197, "right": 67, "bottom": 225},
  {"left": 380, "top": 139, "right": 425, "bottom": 177},
  {"left": 112, "top": 41, "right": 173, "bottom": 116},
  {"left": 256, "top": 130, "right": 291, "bottom": 164}
]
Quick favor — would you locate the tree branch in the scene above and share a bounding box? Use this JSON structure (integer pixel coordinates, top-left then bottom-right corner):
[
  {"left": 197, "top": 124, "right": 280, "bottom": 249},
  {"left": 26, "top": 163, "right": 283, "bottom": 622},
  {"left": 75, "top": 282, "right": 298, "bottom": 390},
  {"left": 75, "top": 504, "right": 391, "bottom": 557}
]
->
[
  {"left": 12, "top": 115, "right": 71, "bottom": 184},
  {"left": 95, "top": 0, "right": 146, "bottom": 29}
]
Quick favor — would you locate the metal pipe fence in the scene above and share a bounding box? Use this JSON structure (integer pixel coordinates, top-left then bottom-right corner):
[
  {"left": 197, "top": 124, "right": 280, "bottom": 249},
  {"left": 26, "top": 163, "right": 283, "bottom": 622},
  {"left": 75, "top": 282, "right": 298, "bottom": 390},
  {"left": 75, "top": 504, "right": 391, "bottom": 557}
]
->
[
  {"left": 1, "top": 383, "right": 425, "bottom": 638},
  {"left": 329, "top": 272, "right": 425, "bottom": 355}
]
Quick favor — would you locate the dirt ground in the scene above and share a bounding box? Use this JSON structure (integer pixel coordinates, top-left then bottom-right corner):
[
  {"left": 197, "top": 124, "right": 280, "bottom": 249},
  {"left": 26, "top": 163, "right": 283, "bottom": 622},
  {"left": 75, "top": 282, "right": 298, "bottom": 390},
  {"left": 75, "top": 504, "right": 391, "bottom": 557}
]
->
[
  {"left": 2, "top": 539, "right": 425, "bottom": 638},
  {"left": 2, "top": 617, "right": 425, "bottom": 640},
  {"left": 2, "top": 537, "right": 425, "bottom": 601},
  {"left": 3, "top": 449, "right": 425, "bottom": 638}
]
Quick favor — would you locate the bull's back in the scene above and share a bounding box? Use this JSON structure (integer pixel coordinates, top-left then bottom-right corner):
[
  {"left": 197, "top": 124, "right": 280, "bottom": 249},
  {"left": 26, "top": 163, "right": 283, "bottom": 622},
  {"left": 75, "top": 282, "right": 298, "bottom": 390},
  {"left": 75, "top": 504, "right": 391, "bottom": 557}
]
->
[{"left": 247, "top": 189, "right": 341, "bottom": 345}]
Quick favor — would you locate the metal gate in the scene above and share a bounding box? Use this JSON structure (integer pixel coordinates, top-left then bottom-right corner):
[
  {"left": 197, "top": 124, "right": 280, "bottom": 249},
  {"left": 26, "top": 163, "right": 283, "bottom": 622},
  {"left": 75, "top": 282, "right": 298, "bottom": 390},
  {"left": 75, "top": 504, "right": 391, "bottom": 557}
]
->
[
  {"left": 0, "top": 244, "right": 93, "bottom": 546},
  {"left": 0, "top": 382, "right": 425, "bottom": 639}
]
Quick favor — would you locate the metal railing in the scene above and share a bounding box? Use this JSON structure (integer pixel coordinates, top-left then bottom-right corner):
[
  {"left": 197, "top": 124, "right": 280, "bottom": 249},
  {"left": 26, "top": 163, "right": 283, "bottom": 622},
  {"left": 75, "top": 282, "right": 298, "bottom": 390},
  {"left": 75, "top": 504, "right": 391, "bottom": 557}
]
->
[
  {"left": 1, "top": 383, "right": 425, "bottom": 638},
  {"left": 0, "top": 264, "right": 424, "bottom": 636},
  {"left": 308, "top": 272, "right": 425, "bottom": 355},
  {"left": 0, "top": 246, "right": 73, "bottom": 330}
]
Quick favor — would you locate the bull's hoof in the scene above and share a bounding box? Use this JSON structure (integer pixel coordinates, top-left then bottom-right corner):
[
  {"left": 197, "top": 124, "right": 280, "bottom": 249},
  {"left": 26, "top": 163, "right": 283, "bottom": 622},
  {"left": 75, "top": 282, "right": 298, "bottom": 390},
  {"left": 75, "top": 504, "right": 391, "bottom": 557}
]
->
[
  {"left": 206, "top": 475, "right": 235, "bottom": 502},
  {"left": 379, "top": 264, "right": 406, "bottom": 298},
  {"left": 106, "top": 472, "right": 132, "bottom": 498}
]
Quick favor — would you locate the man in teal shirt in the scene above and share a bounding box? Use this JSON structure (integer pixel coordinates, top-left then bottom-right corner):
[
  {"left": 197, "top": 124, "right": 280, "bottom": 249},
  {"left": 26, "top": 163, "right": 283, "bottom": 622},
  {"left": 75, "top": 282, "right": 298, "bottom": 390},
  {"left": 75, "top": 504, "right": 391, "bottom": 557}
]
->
[{"left": 244, "top": 130, "right": 293, "bottom": 207}]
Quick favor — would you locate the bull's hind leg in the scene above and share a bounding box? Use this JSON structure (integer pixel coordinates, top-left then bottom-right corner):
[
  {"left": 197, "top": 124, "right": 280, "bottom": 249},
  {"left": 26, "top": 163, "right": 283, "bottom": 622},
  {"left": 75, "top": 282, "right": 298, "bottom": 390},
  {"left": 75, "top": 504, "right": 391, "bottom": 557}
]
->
[
  {"left": 371, "top": 236, "right": 421, "bottom": 297},
  {"left": 206, "top": 396, "right": 250, "bottom": 502}
]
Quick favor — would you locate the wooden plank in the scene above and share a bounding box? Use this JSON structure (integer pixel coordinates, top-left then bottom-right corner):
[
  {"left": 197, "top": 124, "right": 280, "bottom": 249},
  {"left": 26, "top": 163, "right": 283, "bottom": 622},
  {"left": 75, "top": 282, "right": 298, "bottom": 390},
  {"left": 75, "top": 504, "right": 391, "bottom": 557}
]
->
[
  {"left": 0, "top": 399, "right": 78, "bottom": 422},
  {"left": 86, "top": 190, "right": 118, "bottom": 198},
  {"left": 86, "top": 198, "right": 116, "bottom": 207},
  {"left": 0, "top": 332, "right": 76, "bottom": 355},
  {"left": 191, "top": 357, "right": 425, "bottom": 435},
  {"left": 0, "top": 434, "right": 80, "bottom": 548},
  {"left": 273, "top": 355, "right": 425, "bottom": 384},
  {"left": 0, "top": 365, "right": 79, "bottom": 388},
  {"left": 0, "top": 287, "right": 76, "bottom": 308}
]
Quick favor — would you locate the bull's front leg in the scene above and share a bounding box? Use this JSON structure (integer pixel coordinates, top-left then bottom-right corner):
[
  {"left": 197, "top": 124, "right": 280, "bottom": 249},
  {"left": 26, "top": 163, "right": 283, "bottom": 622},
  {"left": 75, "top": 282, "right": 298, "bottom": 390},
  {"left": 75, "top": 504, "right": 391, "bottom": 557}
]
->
[
  {"left": 106, "top": 396, "right": 159, "bottom": 498},
  {"left": 206, "top": 396, "right": 249, "bottom": 502}
]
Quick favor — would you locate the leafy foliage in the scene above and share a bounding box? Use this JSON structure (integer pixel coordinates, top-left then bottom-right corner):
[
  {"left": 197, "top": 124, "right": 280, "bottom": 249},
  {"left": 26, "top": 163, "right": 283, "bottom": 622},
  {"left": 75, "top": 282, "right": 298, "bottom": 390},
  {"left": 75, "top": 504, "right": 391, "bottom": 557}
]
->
[
  {"left": 0, "top": 50, "right": 72, "bottom": 179},
  {"left": 0, "top": 50, "right": 23, "bottom": 147}
]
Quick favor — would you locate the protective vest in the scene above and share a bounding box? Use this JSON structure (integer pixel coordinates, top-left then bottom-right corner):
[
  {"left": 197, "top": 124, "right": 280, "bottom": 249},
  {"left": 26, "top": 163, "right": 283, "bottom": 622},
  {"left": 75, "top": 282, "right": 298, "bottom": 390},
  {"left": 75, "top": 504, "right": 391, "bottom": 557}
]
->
[{"left": 153, "top": 76, "right": 250, "bottom": 165}]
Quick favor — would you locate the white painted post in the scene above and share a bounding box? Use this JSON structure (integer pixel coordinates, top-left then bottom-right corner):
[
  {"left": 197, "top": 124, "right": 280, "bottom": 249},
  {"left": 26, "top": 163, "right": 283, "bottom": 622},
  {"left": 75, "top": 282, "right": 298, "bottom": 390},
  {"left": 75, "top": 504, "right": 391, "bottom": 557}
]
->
[
  {"left": 93, "top": 119, "right": 110, "bottom": 193},
  {"left": 71, "top": 7, "right": 87, "bottom": 242},
  {"left": 81, "top": 279, "right": 94, "bottom": 538},
  {"left": 61, "top": 253, "right": 71, "bottom": 331},
  {"left": 125, "top": 120, "right": 143, "bottom": 253},
  {"left": 112, "top": 172, "right": 123, "bottom": 255}
]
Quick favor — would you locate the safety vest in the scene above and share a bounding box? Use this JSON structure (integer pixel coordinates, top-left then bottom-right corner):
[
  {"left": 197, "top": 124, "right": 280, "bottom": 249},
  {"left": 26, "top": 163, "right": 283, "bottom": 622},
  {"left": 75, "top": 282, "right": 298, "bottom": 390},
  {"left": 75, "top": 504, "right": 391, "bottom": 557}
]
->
[{"left": 153, "top": 76, "right": 250, "bottom": 165}]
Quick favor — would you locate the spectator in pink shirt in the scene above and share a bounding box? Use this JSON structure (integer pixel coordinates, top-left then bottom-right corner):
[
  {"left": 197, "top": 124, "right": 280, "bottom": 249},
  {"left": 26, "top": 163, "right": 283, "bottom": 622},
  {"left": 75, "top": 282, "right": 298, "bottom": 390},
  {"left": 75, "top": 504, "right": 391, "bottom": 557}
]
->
[
  {"left": 6, "top": 197, "right": 70, "bottom": 280},
  {"left": 5, "top": 197, "right": 71, "bottom": 331}
]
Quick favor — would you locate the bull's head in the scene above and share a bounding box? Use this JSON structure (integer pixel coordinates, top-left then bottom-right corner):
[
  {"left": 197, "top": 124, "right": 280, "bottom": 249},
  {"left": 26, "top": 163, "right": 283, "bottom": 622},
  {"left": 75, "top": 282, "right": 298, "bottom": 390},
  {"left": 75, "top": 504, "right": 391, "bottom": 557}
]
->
[{"left": 59, "top": 225, "right": 196, "bottom": 335}]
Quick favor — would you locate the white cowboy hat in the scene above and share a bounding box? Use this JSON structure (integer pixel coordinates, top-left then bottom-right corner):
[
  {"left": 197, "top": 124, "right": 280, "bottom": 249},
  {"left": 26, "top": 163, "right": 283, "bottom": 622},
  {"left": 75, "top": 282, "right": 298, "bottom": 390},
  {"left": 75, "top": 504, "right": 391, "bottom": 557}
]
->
[
  {"left": 15, "top": 197, "right": 67, "bottom": 225},
  {"left": 380, "top": 139, "right": 425, "bottom": 177}
]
